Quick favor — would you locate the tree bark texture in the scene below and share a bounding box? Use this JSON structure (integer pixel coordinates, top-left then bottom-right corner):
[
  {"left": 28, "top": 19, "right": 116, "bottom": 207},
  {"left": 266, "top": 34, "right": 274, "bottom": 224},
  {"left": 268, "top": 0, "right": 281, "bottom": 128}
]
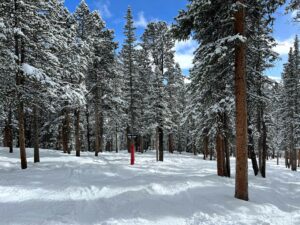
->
[{"left": 234, "top": 0, "right": 248, "bottom": 201}]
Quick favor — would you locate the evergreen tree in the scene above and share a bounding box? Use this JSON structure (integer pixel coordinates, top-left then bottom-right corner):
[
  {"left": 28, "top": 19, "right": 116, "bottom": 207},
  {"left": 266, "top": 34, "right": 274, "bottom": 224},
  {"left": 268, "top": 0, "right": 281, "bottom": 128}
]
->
[{"left": 120, "top": 7, "right": 140, "bottom": 152}]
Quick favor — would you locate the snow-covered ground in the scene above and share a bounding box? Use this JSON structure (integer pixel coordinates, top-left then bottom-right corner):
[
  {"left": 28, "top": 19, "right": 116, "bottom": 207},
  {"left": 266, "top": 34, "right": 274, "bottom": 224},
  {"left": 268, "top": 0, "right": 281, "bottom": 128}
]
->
[{"left": 0, "top": 147, "right": 299, "bottom": 225}]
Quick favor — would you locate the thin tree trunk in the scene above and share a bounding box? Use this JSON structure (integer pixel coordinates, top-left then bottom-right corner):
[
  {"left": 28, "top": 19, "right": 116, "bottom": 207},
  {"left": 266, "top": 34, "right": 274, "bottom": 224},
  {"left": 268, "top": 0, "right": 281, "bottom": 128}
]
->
[
  {"left": 75, "top": 109, "right": 81, "bottom": 157},
  {"left": 193, "top": 141, "right": 197, "bottom": 156},
  {"left": 62, "top": 104, "right": 70, "bottom": 154},
  {"left": 204, "top": 136, "right": 208, "bottom": 160},
  {"left": 99, "top": 109, "right": 104, "bottom": 153},
  {"left": 210, "top": 147, "right": 213, "bottom": 160},
  {"left": 216, "top": 133, "right": 224, "bottom": 176},
  {"left": 261, "top": 118, "right": 267, "bottom": 177},
  {"left": 126, "top": 126, "right": 131, "bottom": 153},
  {"left": 234, "top": 0, "right": 248, "bottom": 201},
  {"left": 248, "top": 125, "right": 259, "bottom": 176},
  {"left": 168, "top": 133, "right": 174, "bottom": 153},
  {"left": 33, "top": 105, "right": 40, "bottom": 163},
  {"left": 16, "top": 30, "right": 27, "bottom": 169},
  {"left": 115, "top": 125, "right": 118, "bottom": 153},
  {"left": 95, "top": 90, "right": 100, "bottom": 156},
  {"left": 18, "top": 100, "right": 27, "bottom": 169},
  {"left": 298, "top": 149, "right": 300, "bottom": 167},
  {"left": 156, "top": 130, "right": 159, "bottom": 161},
  {"left": 158, "top": 127, "right": 163, "bottom": 161},
  {"left": 224, "top": 136, "right": 230, "bottom": 177},
  {"left": 285, "top": 149, "right": 290, "bottom": 168},
  {"left": 8, "top": 108, "right": 13, "bottom": 153},
  {"left": 140, "top": 135, "right": 144, "bottom": 153},
  {"left": 86, "top": 104, "right": 91, "bottom": 152}
]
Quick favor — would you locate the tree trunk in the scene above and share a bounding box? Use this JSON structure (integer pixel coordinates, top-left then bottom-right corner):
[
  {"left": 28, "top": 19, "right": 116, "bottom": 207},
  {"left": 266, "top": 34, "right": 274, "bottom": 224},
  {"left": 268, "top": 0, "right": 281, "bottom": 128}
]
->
[
  {"left": 204, "top": 136, "right": 208, "bottom": 160},
  {"left": 8, "top": 108, "right": 13, "bottom": 153},
  {"left": 193, "top": 141, "right": 197, "bottom": 156},
  {"left": 18, "top": 100, "right": 27, "bottom": 169},
  {"left": 234, "top": 0, "right": 248, "bottom": 201},
  {"left": 285, "top": 149, "right": 290, "bottom": 168},
  {"left": 261, "top": 118, "right": 267, "bottom": 177},
  {"left": 85, "top": 104, "right": 91, "bottom": 152},
  {"left": 156, "top": 130, "right": 159, "bottom": 161},
  {"left": 158, "top": 127, "right": 163, "bottom": 161},
  {"left": 248, "top": 125, "right": 259, "bottom": 176},
  {"left": 216, "top": 133, "right": 225, "bottom": 176},
  {"left": 33, "top": 105, "right": 40, "bottom": 163},
  {"left": 99, "top": 110, "right": 104, "bottom": 153},
  {"left": 62, "top": 104, "right": 70, "bottom": 154},
  {"left": 126, "top": 126, "right": 131, "bottom": 153},
  {"left": 224, "top": 136, "right": 230, "bottom": 177},
  {"left": 210, "top": 147, "right": 213, "bottom": 160},
  {"left": 115, "top": 125, "right": 118, "bottom": 153},
  {"left": 140, "top": 135, "right": 144, "bottom": 153},
  {"left": 75, "top": 109, "right": 81, "bottom": 157},
  {"left": 95, "top": 91, "right": 100, "bottom": 156},
  {"left": 298, "top": 149, "right": 300, "bottom": 167},
  {"left": 168, "top": 133, "right": 174, "bottom": 153}
]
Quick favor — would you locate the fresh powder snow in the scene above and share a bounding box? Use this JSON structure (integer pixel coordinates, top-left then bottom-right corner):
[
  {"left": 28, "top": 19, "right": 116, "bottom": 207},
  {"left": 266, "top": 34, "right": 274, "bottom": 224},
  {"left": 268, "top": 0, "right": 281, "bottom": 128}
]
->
[{"left": 0, "top": 147, "right": 299, "bottom": 225}]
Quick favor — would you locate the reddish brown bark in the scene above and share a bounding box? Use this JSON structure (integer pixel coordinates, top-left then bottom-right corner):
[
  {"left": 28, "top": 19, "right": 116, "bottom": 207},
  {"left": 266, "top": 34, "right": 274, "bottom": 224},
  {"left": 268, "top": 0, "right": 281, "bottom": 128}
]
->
[{"left": 234, "top": 0, "right": 248, "bottom": 201}]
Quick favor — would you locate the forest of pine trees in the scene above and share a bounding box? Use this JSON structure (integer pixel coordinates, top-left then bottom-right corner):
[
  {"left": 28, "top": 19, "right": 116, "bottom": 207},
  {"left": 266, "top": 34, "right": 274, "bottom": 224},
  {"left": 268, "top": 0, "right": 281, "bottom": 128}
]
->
[{"left": 0, "top": 0, "right": 299, "bottom": 202}]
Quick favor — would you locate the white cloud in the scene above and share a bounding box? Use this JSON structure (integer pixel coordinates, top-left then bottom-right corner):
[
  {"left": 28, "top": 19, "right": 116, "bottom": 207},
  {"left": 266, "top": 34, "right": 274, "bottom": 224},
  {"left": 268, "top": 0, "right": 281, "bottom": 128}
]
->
[
  {"left": 174, "top": 38, "right": 198, "bottom": 70},
  {"left": 93, "top": 0, "right": 112, "bottom": 18},
  {"left": 134, "top": 11, "right": 148, "bottom": 28},
  {"left": 273, "top": 37, "right": 294, "bottom": 55}
]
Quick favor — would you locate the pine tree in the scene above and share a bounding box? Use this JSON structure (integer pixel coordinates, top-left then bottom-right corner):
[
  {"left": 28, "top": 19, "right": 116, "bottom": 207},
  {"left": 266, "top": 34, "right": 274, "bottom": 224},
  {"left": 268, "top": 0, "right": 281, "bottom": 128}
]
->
[
  {"left": 120, "top": 7, "right": 139, "bottom": 153},
  {"left": 281, "top": 36, "right": 300, "bottom": 171},
  {"left": 141, "top": 21, "right": 175, "bottom": 161}
]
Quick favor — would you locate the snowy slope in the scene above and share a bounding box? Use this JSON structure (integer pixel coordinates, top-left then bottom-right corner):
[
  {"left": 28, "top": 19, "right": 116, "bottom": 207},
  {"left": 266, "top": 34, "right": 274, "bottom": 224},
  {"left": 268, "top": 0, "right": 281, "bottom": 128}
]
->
[{"left": 0, "top": 147, "right": 299, "bottom": 225}]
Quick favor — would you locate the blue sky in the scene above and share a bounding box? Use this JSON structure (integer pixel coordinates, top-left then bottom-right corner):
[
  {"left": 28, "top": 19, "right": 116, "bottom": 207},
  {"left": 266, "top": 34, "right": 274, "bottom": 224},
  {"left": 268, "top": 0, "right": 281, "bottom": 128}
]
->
[{"left": 64, "top": 0, "right": 299, "bottom": 79}]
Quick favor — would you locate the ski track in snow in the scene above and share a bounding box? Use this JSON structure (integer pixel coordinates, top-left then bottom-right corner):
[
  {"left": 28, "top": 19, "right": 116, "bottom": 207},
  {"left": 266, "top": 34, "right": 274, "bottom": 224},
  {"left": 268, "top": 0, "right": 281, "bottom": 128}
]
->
[{"left": 0, "top": 147, "right": 299, "bottom": 225}]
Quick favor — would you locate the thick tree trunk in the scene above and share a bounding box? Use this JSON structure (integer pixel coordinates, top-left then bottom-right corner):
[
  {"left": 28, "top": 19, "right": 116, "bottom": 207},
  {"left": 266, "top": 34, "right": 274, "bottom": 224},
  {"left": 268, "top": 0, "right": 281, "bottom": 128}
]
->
[
  {"left": 33, "top": 105, "right": 40, "bottom": 163},
  {"left": 75, "top": 109, "right": 81, "bottom": 157},
  {"left": 234, "top": 0, "right": 248, "bottom": 201},
  {"left": 158, "top": 126, "right": 163, "bottom": 161}
]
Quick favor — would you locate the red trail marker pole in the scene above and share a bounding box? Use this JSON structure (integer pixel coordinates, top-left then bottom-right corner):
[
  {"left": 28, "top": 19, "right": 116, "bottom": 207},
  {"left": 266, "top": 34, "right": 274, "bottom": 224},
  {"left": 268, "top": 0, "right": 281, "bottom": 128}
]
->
[{"left": 131, "top": 143, "right": 135, "bottom": 165}]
